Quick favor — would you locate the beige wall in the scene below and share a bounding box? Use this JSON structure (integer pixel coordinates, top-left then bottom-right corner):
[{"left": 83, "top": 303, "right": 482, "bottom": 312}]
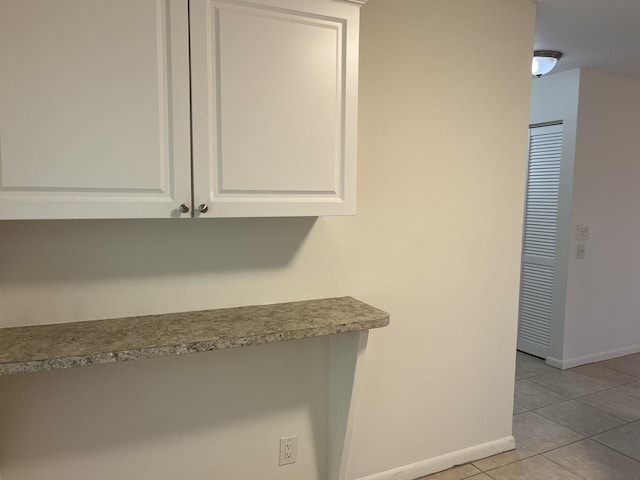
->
[
  {"left": 529, "top": 69, "right": 581, "bottom": 364},
  {"left": 0, "top": 1, "right": 535, "bottom": 479},
  {"left": 564, "top": 69, "right": 640, "bottom": 363},
  {"left": 530, "top": 68, "right": 640, "bottom": 367}
]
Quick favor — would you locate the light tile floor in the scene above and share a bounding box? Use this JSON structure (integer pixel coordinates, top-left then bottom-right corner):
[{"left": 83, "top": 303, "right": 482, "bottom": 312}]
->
[{"left": 418, "top": 351, "right": 640, "bottom": 480}]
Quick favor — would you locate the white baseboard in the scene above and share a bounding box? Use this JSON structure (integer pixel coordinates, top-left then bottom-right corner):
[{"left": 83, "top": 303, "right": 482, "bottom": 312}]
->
[
  {"left": 354, "top": 436, "right": 515, "bottom": 480},
  {"left": 545, "top": 356, "right": 565, "bottom": 369},
  {"left": 547, "top": 344, "right": 640, "bottom": 370}
]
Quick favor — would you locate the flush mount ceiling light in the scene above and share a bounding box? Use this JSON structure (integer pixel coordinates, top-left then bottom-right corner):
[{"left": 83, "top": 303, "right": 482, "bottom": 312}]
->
[{"left": 532, "top": 50, "right": 563, "bottom": 77}]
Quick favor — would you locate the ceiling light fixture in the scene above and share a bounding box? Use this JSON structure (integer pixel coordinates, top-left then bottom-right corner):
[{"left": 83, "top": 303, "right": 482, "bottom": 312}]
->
[{"left": 532, "top": 50, "right": 563, "bottom": 77}]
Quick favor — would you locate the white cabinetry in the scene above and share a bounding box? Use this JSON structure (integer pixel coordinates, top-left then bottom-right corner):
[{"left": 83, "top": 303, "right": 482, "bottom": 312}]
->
[
  {"left": 0, "top": 0, "right": 364, "bottom": 219},
  {"left": 190, "top": 0, "right": 361, "bottom": 217},
  {"left": 0, "top": 0, "right": 192, "bottom": 219}
]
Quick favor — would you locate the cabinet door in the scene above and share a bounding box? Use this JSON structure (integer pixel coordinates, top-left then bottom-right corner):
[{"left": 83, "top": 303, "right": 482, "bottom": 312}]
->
[
  {"left": 189, "top": 0, "right": 360, "bottom": 217},
  {"left": 0, "top": 0, "right": 192, "bottom": 219}
]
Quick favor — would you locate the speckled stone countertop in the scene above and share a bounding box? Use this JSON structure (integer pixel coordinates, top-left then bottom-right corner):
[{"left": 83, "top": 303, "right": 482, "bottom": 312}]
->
[{"left": 0, "top": 297, "right": 389, "bottom": 376}]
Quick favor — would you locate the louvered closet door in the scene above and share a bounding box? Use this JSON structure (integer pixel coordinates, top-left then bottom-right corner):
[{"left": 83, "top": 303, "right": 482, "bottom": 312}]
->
[{"left": 517, "top": 123, "right": 563, "bottom": 358}]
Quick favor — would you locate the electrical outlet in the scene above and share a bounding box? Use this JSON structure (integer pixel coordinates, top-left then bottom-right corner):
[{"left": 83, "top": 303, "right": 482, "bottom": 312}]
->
[
  {"left": 577, "top": 243, "right": 586, "bottom": 260},
  {"left": 279, "top": 435, "right": 298, "bottom": 466}
]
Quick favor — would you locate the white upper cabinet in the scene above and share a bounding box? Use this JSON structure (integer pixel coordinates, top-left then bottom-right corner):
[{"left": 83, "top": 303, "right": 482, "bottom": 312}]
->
[
  {"left": 0, "top": 0, "right": 364, "bottom": 219},
  {"left": 189, "top": 0, "right": 361, "bottom": 217},
  {"left": 0, "top": 0, "right": 193, "bottom": 219}
]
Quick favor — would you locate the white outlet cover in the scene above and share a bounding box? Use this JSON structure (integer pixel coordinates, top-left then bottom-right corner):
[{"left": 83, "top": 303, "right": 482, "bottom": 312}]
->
[{"left": 279, "top": 435, "right": 298, "bottom": 466}]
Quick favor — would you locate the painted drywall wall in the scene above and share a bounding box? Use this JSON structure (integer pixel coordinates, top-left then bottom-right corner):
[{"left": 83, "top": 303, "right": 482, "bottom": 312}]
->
[
  {"left": 0, "top": 339, "right": 329, "bottom": 479},
  {"left": 0, "top": 1, "right": 535, "bottom": 479},
  {"left": 349, "top": 1, "right": 534, "bottom": 477},
  {"left": 529, "top": 69, "right": 581, "bottom": 365},
  {"left": 562, "top": 69, "right": 640, "bottom": 364},
  {"left": 529, "top": 69, "right": 581, "bottom": 125},
  {"left": 530, "top": 68, "right": 640, "bottom": 368}
]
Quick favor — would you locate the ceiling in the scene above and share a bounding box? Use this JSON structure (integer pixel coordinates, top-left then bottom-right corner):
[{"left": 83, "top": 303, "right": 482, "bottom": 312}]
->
[{"left": 534, "top": 0, "right": 640, "bottom": 79}]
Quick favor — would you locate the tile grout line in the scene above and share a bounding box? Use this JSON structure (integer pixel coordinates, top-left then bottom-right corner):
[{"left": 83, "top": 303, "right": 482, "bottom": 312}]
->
[
  {"left": 588, "top": 434, "right": 640, "bottom": 465},
  {"left": 531, "top": 401, "right": 630, "bottom": 433},
  {"left": 539, "top": 450, "right": 589, "bottom": 480},
  {"left": 517, "top": 371, "right": 640, "bottom": 426},
  {"left": 516, "top": 395, "right": 640, "bottom": 463},
  {"left": 516, "top": 396, "right": 640, "bottom": 470},
  {"left": 480, "top": 452, "right": 589, "bottom": 480},
  {"left": 515, "top": 354, "right": 640, "bottom": 478}
]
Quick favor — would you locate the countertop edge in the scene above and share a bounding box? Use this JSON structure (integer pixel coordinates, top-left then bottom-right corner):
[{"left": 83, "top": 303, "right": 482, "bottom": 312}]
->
[{"left": 0, "top": 297, "right": 389, "bottom": 376}]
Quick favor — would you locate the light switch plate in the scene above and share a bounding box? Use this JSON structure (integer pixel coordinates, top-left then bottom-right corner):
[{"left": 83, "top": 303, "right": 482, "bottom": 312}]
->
[
  {"left": 577, "top": 224, "right": 589, "bottom": 241},
  {"left": 577, "top": 243, "right": 586, "bottom": 260}
]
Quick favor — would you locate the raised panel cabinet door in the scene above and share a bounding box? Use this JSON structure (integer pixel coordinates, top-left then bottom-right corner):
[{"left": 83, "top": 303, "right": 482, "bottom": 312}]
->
[
  {"left": 189, "top": 0, "right": 362, "bottom": 217},
  {"left": 0, "top": 0, "right": 192, "bottom": 219}
]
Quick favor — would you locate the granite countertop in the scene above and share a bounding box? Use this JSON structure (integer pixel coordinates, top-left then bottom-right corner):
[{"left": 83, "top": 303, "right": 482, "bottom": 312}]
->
[{"left": 0, "top": 296, "right": 389, "bottom": 376}]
